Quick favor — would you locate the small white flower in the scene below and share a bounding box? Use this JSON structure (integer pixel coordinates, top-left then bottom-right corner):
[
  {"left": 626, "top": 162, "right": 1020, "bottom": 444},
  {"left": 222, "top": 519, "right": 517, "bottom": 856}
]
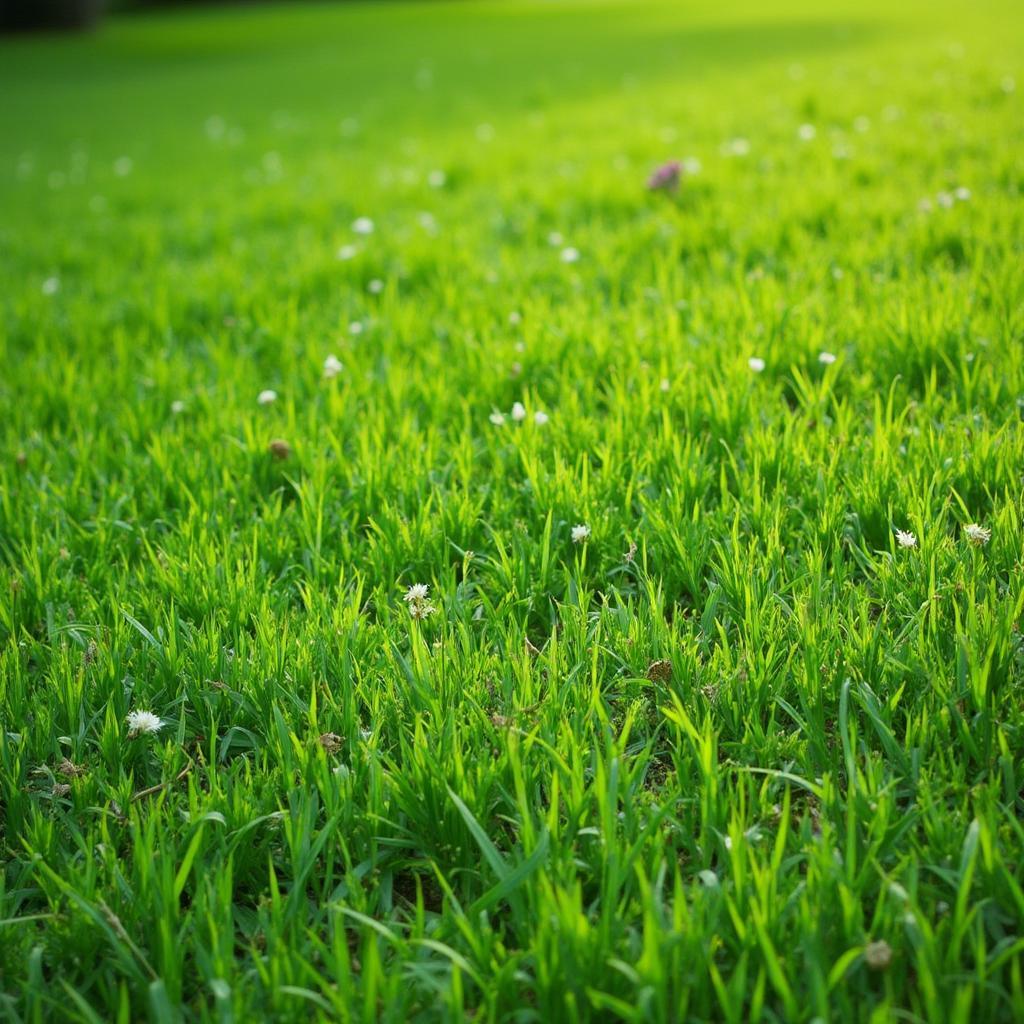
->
[
  {"left": 548, "top": 231, "right": 564, "bottom": 247},
  {"left": 336, "top": 244, "right": 357, "bottom": 261},
  {"left": 511, "top": 402, "right": 526, "bottom": 422},
  {"left": 352, "top": 217, "right": 374, "bottom": 235},
  {"left": 723, "top": 137, "right": 750, "bottom": 157},
  {"left": 323, "top": 355, "right": 343, "bottom": 379},
  {"left": 533, "top": 410, "right": 549, "bottom": 425},
  {"left": 571, "top": 524, "right": 591, "bottom": 544},
  {"left": 660, "top": 377, "right": 671, "bottom": 392},
  {"left": 126, "top": 710, "right": 162, "bottom": 736},
  {"left": 918, "top": 197, "right": 934, "bottom": 213},
  {"left": 170, "top": 400, "right": 186, "bottom": 414},
  {"left": 404, "top": 583, "right": 430, "bottom": 603},
  {"left": 489, "top": 410, "right": 506, "bottom": 426},
  {"left": 367, "top": 278, "right": 384, "bottom": 294},
  {"left": 508, "top": 311, "right": 522, "bottom": 325},
  {"left": 954, "top": 186, "right": 971, "bottom": 201},
  {"left": 41, "top": 276, "right": 60, "bottom": 296},
  {"left": 427, "top": 169, "right": 446, "bottom": 188},
  {"left": 257, "top": 389, "right": 278, "bottom": 405},
  {"left": 560, "top": 246, "right": 580, "bottom": 264},
  {"left": 797, "top": 123, "right": 816, "bottom": 141},
  {"left": 895, "top": 529, "right": 917, "bottom": 549},
  {"left": 409, "top": 601, "right": 436, "bottom": 620},
  {"left": 936, "top": 191, "right": 954, "bottom": 209},
  {"left": 348, "top": 321, "right": 364, "bottom": 335},
  {"left": 964, "top": 523, "right": 991, "bottom": 546},
  {"left": 853, "top": 116, "right": 871, "bottom": 133},
  {"left": 114, "top": 156, "right": 134, "bottom": 177},
  {"left": 681, "top": 156, "right": 702, "bottom": 175},
  {"left": 818, "top": 351, "right": 837, "bottom": 365},
  {"left": 1001, "top": 75, "right": 1016, "bottom": 94},
  {"left": 748, "top": 357, "right": 766, "bottom": 373}
]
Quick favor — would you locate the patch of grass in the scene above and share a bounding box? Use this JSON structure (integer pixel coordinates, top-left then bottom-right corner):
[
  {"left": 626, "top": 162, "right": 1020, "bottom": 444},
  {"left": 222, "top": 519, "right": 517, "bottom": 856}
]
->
[{"left": 1, "top": 1, "right": 1023, "bottom": 1020}]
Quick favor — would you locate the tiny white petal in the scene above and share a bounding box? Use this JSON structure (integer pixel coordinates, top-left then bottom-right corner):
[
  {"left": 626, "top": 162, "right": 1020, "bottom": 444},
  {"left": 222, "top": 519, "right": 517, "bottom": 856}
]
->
[
  {"left": 748, "top": 357, "right": 766, "bottom": 373},
  {"left": 560, "top": 246, "right": 580, "bottom": 264},
  {"left": 257, "top": 389, "right": 278, "bottom": 405},
  {"left": 818, "top": 351, "right": 837, "bottom": 365},
  {"left": 511, "top": 402, "right": 526, "bottom": 422},
  {"left": 352, "top": 217, "right": 374, "bottom": 235},
  {"left": 533, "top": 410, "right": 549, "bottom": 425},
  {"left": 323, "top": 355, "right": 343, "bottom": 379},
  {"left": 489, "top": 410, "right": 506, "bottom": 426}
]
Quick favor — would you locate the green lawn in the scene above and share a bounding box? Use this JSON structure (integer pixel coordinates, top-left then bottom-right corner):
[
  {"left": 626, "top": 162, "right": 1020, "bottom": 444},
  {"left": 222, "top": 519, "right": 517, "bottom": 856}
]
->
[{"left": 1, "top": 0, "right": 1023, "bottom": 1020}]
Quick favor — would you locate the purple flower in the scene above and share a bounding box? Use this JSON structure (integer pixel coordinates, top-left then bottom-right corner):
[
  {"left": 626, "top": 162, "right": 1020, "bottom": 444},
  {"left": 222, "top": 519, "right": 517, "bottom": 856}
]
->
[{"left": 647, "top": 160, "right": 682, "bottom": 192}]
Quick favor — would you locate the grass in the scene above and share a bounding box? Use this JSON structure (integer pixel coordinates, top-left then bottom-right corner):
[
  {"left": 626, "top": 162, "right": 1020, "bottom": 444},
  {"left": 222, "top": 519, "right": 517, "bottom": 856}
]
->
[{"left": 1, "top": 0, "right": 1023, "bottom": 1019}]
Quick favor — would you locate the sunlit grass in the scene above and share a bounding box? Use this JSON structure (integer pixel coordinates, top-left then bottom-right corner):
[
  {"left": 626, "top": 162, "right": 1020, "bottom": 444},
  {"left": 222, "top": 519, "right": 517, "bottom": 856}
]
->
[{"left": 1, "top": 1, "right": 1023, "bottom": 1020}]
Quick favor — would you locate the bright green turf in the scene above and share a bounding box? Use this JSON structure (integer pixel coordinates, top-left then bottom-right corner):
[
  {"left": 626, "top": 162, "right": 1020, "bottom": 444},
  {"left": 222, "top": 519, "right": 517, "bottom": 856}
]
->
[{"left": 1, "top": 0, "right": 1023, "bottom": 1020}]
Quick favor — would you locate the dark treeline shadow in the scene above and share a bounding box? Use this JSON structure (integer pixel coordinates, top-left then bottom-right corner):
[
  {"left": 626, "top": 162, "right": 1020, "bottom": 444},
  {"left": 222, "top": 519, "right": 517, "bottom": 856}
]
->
[{"left": 1, "top": 0, "right": 401, "bottom": 35}]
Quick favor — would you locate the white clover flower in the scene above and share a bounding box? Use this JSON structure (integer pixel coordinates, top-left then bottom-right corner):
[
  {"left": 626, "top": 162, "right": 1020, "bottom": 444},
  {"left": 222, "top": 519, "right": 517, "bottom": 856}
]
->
[
  {"left": 349, "top": 321, "right": 364, "bottom": 335},
  {"left": 336, "top": 244, "right": 357, "bottom": 261},
  {"left": 660, "top": 378, "right": 671, "bottom": 392},
  {"left": 571, "top": 524, "right": 591, "bottom": 544},
  {"left": 126, "top": 710, "right": 162, "bottom": 736},
  {"left": 954, "top": 186, "right": 971, "bottom": 201},
  {"left": 42, "top": 276, "right": 60, "bottom": 296},
  {"left": 533, "top": 410, "right": 549, "bottom": 425},
  {"left": 511, "top": 402, "right": 526, "bottom": 422},
  {"left": 352, "top": 217, "right": 374, "bottom": 235},
  {"left": 918, "top": 197, "right": 934, "bottom": 214},
  {"left": 170, "top": 400, "right": 186, "bottom": 414},
  {"left": 367, "top": 278, "right": 384, "bottom": 294},
  {"left": 560, "top": 246, "right": 580, "bottom": 264},
  {"left": 853, "top": 116, "right": 871, "bottom": 133},
  {"left": 489, "top": 410, "right": 506, "bottom": 426},
  {"left": 508, "top": 311, "right": 522, "bottom": 325},
  {"left": 723, "top": 137, "right": 750, "bottom": 157},
  {"left": 548, "top": 231, "right": 564, "bottom": 247},
  {"left": 964, "top": 523, "right": 991, "bottom": 546},
  {"left": 797, "top": 123, "right": 816, "bottom": 141},
  {"left": 936, "top": 191, "right": 954, "bottom": 209},
  {"left": 818, "top": 351, "right": 837, "bottom": 365},
  {"left": 114, "top": 156, "right": 134, "bottom": 177},
  {"left": 748, "top": 357, "right": 766, "bottom": 373},
  {"left": 427, "top": 169, "right": 446, "bottom": 188},
  {"left": 895, "top": 529, "right": 917, "bottom": 549},
  {"left": 681, "top": 156, "right": 702, "bottom": 175},
  {"left": 323, "top": 355, "right": 343, "bottom": 379},
  {"left": 404, "top": 583, "right": 430, "bottom": 603},
  {"left": 257, "top": 389, "right": 278, "bottom": 405}
]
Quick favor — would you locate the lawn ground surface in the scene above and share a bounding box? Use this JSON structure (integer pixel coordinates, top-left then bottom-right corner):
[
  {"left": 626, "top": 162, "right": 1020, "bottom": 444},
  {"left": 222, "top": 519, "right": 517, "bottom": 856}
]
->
[{"left": 1, "top": 1, "right": 1023, "bottom": 1020}]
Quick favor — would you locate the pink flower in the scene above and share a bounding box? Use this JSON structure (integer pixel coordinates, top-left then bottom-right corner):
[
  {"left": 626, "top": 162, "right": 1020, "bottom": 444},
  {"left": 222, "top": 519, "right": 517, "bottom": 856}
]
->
[{"left": 647, "top": 160, "right": 682, "bottom": 192}]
